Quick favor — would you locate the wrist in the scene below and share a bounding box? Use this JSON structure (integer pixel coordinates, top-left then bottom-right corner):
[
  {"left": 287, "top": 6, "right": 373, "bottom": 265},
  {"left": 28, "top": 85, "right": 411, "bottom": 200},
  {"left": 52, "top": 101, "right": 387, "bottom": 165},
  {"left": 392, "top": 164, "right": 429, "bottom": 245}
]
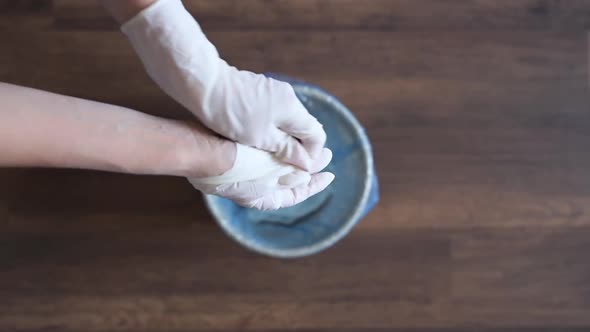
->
[{"left": 174, "top": 122, "right": 235, "bottom": 178}]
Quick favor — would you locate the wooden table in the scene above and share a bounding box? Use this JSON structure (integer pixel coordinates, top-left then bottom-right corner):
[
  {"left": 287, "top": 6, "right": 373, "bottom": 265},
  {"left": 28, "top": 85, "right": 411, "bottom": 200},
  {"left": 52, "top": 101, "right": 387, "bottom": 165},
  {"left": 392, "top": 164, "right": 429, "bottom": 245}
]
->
[{"left": 2, "top": 1, "right": 590, "bottom": 330}]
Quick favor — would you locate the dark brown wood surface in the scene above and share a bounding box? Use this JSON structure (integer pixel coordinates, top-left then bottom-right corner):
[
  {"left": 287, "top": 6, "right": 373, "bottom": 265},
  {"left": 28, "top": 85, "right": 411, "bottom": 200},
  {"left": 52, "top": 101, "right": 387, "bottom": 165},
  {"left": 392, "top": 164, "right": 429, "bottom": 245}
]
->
[{"left": 2, "top": 1, "right": 590, "bottom": 331}]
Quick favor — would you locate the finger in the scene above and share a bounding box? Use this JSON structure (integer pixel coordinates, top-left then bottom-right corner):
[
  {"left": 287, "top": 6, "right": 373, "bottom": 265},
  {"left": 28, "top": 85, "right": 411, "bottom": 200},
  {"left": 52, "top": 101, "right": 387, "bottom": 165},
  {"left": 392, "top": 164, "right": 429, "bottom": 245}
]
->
[
  {"left": 214, "top": 181, "right": 266, "bottom": 203},
  {"left": 241, "top": 196, "right": 266, "bottom": 210},
  {"left": 278, "top": 170, "right": 311, "bottom": 187},
  {"left": 266, "top": 127, "right": 314, "bottom": 171},
  {"left": 279, "top": 104, "right": 326, "bottom": 159},
  {"left": 265, "top": 172, "right": 335, "bottom": 210},
  {"left": 308, "top": 148, "right": 333, "bottom": 174}
]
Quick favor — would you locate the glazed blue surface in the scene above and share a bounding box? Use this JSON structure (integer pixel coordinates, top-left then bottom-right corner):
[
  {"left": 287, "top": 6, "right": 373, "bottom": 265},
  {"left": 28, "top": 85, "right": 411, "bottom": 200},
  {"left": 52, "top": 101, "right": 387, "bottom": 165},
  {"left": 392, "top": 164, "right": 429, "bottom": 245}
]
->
[{"left": 204, "top": 76, "right": 379, "bottom": 257}]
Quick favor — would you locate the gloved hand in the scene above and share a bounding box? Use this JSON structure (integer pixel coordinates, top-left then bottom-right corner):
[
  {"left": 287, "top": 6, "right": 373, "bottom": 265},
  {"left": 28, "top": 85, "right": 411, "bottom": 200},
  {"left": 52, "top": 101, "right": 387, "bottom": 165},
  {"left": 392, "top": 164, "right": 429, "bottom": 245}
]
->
[
  {"left": 189, "top": 144, "right": 334, "bottom": 211},
  {"left": 121, "top": 0, "right": 326, "bottom": 171}
]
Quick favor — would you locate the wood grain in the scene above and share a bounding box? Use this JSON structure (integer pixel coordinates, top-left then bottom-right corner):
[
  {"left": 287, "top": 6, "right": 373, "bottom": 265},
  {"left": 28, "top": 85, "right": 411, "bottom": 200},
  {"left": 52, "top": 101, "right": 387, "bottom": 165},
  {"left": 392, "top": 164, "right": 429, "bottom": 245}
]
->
[
  {"left": 0, "top": 0, "right": 52, "bottom": 29},
  {"left": 52, "top": 0, "right": 590, "bottom": 31},
  {"left": 450, "top": 227, "right": 590, "bottom": 326},
  {"left": 2, "top": 1, "right": 590, "bottom": 331}
]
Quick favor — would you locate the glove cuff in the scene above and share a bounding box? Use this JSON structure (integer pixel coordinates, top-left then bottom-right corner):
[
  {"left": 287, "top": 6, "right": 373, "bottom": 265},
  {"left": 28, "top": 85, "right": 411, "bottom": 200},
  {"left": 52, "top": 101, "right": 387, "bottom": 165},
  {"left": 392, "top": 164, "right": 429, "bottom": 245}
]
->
[
  {"left": 122, "top": 0, "right": 185, "bottom": 34},
  {"left": 121, "top": 0, "right": 222, "bottom": 114}
]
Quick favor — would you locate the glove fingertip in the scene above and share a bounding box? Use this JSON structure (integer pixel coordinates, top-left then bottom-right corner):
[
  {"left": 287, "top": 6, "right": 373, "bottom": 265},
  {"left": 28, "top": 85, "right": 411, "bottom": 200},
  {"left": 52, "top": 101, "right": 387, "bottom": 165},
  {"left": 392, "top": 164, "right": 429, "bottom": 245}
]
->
[
  {"left": 310, "top": 172, "right": 336, "bottom": 193},
  {"left": 306, "top": 140, "right": 325, "bottom": 160},
  {"left": 308, "top": 148, "right": 333, "bottom": 173},
  {"left": 276, "top": 146, "right": 313, "bottom": 171}
]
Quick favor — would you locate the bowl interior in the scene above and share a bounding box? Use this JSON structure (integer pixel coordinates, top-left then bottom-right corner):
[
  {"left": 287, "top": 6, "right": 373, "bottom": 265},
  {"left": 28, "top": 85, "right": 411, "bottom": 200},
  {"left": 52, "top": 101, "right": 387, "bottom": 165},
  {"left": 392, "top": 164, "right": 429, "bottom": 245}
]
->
[{"left": 205, "top": 83, "right": 372, "bottom": 257}]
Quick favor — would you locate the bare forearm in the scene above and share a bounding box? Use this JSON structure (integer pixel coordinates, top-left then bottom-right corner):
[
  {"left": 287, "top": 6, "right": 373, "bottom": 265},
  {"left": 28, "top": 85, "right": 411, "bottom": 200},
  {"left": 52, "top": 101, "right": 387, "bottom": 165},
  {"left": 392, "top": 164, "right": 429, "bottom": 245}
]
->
[
  {"left": 0, "top": 82, "right": 232, "bottom": 177},
  {"left": 99, "top": 0, "right": 157, "bottom": 24}
]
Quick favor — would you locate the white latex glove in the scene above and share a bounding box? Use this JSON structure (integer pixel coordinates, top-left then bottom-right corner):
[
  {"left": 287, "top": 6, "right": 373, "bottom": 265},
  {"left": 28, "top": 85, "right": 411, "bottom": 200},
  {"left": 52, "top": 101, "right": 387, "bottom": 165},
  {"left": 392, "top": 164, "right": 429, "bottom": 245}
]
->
[
  {"left": 121, "top": 0, "right": 327, "bottom": 171},
  {"left": 189, "top": 144, "right": 334, "bottom": 211}
]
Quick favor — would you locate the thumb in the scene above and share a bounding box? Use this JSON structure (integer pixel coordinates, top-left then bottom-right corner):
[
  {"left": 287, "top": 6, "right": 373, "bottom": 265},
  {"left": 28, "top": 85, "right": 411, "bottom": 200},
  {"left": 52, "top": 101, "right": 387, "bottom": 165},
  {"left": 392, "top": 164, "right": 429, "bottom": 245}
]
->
[
  {"left": 278, "top": 90, "right": 327, "bottom": 160},
  {"left": 265, "top": 127, "right": 315, "bottom": 171}
]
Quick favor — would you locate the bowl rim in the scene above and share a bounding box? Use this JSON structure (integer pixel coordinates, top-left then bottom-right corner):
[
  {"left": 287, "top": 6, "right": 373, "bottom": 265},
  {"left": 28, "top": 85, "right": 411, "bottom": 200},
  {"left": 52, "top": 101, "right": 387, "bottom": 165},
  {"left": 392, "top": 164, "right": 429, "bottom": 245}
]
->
[{"left": 203, "top": 82, "right": 374, "bottom": 258}]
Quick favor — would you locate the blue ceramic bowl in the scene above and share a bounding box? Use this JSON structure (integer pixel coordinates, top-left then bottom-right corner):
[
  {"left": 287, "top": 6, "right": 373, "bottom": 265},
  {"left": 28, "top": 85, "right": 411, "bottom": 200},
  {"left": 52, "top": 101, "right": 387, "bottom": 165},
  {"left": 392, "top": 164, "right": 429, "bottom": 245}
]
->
[{"left": 204, "top": 75, "right": 379, "bottom": 258}]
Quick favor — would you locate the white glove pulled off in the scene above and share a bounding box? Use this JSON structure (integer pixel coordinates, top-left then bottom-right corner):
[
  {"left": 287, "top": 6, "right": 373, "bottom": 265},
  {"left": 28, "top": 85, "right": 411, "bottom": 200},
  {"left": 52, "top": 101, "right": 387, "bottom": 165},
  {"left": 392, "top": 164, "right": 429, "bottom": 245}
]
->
[
  {"left": 122, "top": 0, "right": 327, "bottom": 171},
  {"left": 189, "top": 144, "right": 334, "bottom": 211}
]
